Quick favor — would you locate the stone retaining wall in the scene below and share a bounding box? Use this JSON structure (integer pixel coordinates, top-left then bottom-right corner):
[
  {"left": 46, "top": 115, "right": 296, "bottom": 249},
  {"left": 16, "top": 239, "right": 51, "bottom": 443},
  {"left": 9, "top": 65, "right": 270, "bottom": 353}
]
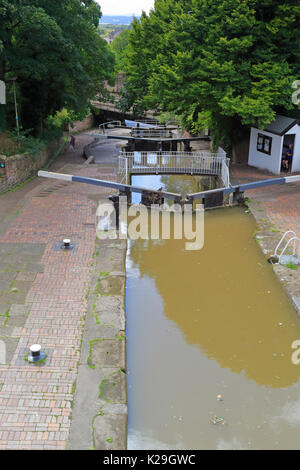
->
[{"left": 0, "top": 138, "right": 64, "bottom": 193}]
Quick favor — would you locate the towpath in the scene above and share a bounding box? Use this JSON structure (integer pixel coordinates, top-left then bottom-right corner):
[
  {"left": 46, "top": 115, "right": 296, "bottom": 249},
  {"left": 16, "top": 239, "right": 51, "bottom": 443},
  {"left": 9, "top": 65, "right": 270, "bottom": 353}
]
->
[{"left": 0, "top": 132, "right": 124, "bottom": 449}]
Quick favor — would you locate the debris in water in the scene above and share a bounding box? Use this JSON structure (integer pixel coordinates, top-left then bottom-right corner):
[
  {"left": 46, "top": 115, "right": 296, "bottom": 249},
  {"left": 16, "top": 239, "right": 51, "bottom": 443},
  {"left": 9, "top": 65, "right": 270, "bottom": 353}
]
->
[
  {"left": 211, "top": 415, "right": 226, "bottom": 425},
  {"left": 216, "top": 394, "right": 223, "bottom": 401}
]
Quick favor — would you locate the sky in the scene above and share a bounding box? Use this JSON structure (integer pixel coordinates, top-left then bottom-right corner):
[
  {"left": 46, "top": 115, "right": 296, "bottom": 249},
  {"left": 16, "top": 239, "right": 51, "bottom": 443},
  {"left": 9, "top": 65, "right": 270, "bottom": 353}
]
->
[{"left": 97, "top": 0, "right": 154, "bottom": 16}]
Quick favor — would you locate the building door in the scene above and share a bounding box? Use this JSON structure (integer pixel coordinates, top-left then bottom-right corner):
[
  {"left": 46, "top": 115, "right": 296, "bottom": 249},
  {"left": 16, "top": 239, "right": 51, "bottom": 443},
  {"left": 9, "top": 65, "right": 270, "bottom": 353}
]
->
[{"left": 282, "top": 134, "right": 295, "bottom": 172}]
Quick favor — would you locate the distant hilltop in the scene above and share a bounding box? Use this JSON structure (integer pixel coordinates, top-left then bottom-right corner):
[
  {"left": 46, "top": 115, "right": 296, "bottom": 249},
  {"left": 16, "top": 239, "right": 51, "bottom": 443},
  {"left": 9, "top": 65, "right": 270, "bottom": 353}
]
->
[{"left": 100, "top": 15, "right": 140, "bottom": 26}]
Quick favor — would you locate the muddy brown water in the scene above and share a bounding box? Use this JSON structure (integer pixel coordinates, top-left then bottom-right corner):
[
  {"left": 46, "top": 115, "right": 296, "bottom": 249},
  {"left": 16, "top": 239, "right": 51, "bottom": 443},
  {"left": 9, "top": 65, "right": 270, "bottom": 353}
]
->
[
  {"left": 130, "top": 174, "right": 212, "bottom": 204},
  {"left": 126, "top": 175, "right": 300, "bottom": 450}
]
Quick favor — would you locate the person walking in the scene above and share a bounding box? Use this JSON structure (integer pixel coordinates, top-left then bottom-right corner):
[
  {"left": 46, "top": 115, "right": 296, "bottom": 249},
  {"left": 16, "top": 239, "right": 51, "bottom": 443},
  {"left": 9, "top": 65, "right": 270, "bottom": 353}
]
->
[{"left": 69, "top": 135, "right": 76, "bottom": 152}]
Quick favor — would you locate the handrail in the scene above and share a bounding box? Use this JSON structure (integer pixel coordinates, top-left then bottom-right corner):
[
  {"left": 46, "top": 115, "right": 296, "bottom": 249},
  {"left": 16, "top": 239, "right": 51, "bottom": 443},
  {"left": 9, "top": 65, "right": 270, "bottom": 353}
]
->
[
  {"left": 187, "top": 174, "right": 300, "bottom": 201},
  {"left": 138, "top": 119, "right": 165, "bottom": 126},
  {"left": 120, "top": 151, "right": 227, "bottom": 158},
  {"left": 38, "top": 171, "right": 181, "bottom": 201},
  {"left": 274, "top": 230, "right": 297, "bottom": 257},
  {"left": 278, "top": 236, "right": 300, "bottom": 264},
  {"left": 99, "top": 121, "right": 122, "bottom": 134},
  {"left": 130, "top": 128, "right": 173, "bottom": 138},
  {"left": 118, "top": 152, "right": 230, "bottom": 187}
]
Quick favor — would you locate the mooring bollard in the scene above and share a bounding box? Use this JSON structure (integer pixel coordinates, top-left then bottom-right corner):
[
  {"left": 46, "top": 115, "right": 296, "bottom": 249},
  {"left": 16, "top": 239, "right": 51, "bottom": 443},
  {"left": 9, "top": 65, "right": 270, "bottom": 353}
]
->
[
  {"left": 109, "top": 195, "right": 120, "bottom": 228},
  {"left": 63, "top": 239, "right": 70, "bottom": 248},
  {"left": 28, "top": 344, "right": 46, "bottom": 363},
  {"left": 62, "top": 238, "right": 73, "bottom": 250}
]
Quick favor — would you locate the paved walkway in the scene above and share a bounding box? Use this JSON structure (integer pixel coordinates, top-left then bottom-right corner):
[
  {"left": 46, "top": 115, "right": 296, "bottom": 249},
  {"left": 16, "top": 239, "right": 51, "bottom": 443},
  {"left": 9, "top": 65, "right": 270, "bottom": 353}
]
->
[
  {"left": 0, "top": 133, "right": 118, "bottom": 449},
  {"left": 231, "top": 164, "right": 300, "bottom": 235}
]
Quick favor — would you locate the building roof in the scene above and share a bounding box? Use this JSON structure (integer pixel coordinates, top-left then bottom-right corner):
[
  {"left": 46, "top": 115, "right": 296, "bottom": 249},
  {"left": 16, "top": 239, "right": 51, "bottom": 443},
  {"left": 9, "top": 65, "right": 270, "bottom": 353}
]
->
[{"left": 260, "top": 115, "right": 300, "bottom": 136}]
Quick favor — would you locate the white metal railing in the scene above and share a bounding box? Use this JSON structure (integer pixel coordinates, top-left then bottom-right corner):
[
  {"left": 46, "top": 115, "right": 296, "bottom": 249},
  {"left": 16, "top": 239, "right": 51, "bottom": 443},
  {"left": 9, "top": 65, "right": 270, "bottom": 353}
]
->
[
  {"left": 275, "top": 231, "right": 297, "bottom": 257},
  {"left": 130, "top": 128, "right": 173, "bottom": 138},
  {"left": 119, "top": 151, "right": 230, "bottom": 187},
  {"left": 138, "top": 119, "right": 165, "bottom": 126},
  {"left": 274, "top": 230, "right": 300, "bottom": 264},
  {"left": 99, "top": 121, "right": 122, "bottom": 134}
]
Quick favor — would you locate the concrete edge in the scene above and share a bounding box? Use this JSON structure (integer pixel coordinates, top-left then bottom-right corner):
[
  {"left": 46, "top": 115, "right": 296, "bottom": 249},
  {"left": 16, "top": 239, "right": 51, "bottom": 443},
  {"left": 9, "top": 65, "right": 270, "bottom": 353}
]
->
[{"left": 68, "top": 226, "right": 128, "bottom": 450}]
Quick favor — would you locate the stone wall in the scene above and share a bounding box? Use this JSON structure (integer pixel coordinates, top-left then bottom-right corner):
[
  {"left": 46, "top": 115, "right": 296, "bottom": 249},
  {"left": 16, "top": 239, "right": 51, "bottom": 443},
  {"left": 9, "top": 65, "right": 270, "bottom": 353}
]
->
[{"left": 0, "top": 138, "right": 64, "bottom": 193}]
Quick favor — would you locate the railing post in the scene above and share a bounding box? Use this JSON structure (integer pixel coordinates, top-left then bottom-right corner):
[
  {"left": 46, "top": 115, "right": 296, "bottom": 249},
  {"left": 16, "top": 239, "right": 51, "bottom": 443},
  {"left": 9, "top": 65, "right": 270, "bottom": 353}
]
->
[{"left": 125, "top": 157, "right": 128, "bottom": 184}]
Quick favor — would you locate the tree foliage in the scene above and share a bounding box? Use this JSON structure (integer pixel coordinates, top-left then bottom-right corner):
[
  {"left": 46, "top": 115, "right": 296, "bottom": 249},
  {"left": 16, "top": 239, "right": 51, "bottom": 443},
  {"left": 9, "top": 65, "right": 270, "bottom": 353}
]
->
[
  {"left": 110, "top": 29, "right": 130, "bottom": 72},
  {"left": 0, "top": 0, "right": 115, "bottom": 133},
  {"left": 121, "top": 0, "right": 300, "bottom": 148}
]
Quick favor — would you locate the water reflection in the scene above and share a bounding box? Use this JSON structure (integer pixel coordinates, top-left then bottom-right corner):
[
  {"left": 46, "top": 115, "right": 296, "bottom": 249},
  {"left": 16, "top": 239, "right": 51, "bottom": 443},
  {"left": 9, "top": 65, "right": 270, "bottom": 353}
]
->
[{"left": 130, "top": 174, "right": 208, "bottom": 204}]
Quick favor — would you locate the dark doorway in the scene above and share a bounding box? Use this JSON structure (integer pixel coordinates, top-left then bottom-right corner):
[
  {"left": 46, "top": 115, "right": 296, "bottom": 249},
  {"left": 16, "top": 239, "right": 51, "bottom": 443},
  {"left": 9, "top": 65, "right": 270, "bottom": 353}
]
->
[{"left": 282, "top": 134, "right": 295, "bottom": 172}]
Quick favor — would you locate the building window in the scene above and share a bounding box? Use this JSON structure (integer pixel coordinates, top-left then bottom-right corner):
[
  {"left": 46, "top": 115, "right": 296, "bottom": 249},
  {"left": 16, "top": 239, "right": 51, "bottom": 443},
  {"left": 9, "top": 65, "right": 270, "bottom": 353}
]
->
[{"left": 257, "top": 133, "right": 272, "bottom": 155}]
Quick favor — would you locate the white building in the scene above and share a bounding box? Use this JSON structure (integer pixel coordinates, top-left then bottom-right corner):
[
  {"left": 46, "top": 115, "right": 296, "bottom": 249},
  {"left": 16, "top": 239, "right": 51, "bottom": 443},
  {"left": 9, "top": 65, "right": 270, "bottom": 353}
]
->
[{"left": 248, "top": 115, "right": 300, "bottom": 174}]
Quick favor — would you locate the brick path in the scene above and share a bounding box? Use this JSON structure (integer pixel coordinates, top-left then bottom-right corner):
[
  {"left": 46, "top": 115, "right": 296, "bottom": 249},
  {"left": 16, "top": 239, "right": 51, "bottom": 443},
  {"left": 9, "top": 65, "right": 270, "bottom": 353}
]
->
[
  {"left": 231, "top": 164, "right": 300, "bottom": 235},
  {"left": 0, "top": 136, "right": 117, "bottom": 449}
]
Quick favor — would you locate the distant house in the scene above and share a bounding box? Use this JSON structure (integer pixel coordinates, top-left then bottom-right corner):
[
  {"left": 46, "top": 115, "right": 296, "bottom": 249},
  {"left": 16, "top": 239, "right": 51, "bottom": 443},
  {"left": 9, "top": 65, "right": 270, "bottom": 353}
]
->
[{"left": 248, "top": 115, "right": 300, "bottom": 174}]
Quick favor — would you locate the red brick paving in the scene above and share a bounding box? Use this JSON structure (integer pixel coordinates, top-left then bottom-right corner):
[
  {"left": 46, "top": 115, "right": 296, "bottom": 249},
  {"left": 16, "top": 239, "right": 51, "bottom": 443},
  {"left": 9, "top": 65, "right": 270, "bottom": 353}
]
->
[
  {"left": 231, "top": 164, "right": 300, "bottom": 235},
  {"left": 0, "top": 140, "right": 117, "bottom": 449}
]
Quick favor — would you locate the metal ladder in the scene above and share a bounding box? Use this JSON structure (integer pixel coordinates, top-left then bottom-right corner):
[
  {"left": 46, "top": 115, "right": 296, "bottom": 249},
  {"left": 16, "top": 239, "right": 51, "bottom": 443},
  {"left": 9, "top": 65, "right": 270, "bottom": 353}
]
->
[{"left": 274, "top": 230, "right": 300, "bottom": 265}]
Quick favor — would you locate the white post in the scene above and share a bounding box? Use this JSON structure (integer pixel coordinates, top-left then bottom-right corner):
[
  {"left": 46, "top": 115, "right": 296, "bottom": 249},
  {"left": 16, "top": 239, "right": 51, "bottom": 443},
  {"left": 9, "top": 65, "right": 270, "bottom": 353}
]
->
[
  {"left": 0, "top": 80, "right": 6, "bottom": 105},
  {"left": 12, "top": 79, "right": 19, "bottom": 135},
  {"left": 125, "top": 157, "right": 128, "bottom": 184}
]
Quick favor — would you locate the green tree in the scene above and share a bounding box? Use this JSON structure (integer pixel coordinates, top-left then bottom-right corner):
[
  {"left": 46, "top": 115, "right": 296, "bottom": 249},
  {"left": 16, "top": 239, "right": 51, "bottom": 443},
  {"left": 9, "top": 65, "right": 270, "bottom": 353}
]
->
[
  {"left": 121, "top": 0, "right": 300, "bottom": 151},
  {"left": 118, "top": 2, "right": 181, "bottom": 116},
  {"left": 0, "top": 0, "right": 115, "bottom": 133},
  {"left": 110, "top": 29, "right": 130, "bottom": 72}
]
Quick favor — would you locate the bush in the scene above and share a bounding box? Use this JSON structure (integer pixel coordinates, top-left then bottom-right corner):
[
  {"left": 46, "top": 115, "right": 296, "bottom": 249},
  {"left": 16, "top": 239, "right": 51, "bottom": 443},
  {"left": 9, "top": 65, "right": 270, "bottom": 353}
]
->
[
  {"left": 0, "top": 129, "right": 42, "bottom": 156},
  {"left": 0, "top": 132, "right": 20, "bottom": 156},
  {"left": 46, "top": 108, "right": 71, "bottom": 130}
]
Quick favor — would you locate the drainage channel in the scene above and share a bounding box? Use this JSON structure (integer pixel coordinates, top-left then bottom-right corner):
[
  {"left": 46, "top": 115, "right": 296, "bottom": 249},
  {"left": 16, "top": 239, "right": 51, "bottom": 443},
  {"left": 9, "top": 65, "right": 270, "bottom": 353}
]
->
[{"left": 125, "top": 178, "right": 300, "bottom": 450}]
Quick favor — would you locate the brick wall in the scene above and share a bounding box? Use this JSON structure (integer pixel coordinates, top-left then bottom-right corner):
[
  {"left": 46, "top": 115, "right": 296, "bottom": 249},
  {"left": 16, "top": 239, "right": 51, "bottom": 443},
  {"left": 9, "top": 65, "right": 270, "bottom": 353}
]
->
[
  {"left": 68, "top": 114, "right": 95, "bottom": 133},
  {"left": 0, "top": 138, "right": 63, "bottom": 193}
]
